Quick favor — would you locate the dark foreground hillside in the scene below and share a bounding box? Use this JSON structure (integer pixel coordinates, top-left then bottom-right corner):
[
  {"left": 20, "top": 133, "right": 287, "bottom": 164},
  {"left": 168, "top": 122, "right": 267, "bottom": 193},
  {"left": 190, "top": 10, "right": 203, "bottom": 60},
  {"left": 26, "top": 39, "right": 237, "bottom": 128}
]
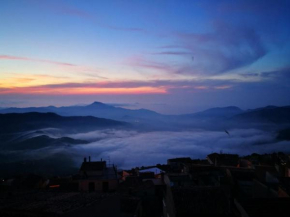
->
[{"left": 1, "top": 152, "right": 290, "bottom": 217}]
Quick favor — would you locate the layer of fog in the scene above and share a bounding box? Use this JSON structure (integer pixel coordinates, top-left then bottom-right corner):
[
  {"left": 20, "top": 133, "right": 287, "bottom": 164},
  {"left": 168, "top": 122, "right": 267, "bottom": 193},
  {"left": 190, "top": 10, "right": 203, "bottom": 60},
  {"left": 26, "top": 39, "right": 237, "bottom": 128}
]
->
[
  {"left": 2, "top": 128, "right": 290, "bottom": 170},
  {"left": 65, "top": 128, "right": 290, "bottom": 169}
]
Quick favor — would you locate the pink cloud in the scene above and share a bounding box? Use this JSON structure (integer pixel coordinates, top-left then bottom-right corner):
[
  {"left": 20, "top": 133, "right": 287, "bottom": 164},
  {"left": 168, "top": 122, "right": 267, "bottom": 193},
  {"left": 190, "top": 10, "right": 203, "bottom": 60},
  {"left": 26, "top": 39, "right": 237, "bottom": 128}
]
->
[
  {"left": 0, "top": 54, "right": 107, "bottom": 79},
  {"left": 194, "top": 86, "right": 208, "bottom": 90},
  {"left": 214, "top": 85, "right": 232, "bottom": 90}
]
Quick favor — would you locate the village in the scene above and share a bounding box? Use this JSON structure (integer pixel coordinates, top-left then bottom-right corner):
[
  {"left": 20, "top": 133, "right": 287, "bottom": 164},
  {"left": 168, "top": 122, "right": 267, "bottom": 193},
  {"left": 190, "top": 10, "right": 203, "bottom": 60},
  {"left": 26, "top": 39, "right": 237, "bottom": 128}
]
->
[{"left": 1, "top": 152, "right": 290, "bottom": 217}]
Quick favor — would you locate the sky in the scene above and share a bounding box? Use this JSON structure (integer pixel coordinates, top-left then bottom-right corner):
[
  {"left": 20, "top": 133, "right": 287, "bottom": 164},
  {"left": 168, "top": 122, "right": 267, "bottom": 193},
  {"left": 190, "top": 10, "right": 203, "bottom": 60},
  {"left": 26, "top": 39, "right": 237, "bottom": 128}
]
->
[{"left": 0, "top": 0, "right": 290, "bottom": 114}]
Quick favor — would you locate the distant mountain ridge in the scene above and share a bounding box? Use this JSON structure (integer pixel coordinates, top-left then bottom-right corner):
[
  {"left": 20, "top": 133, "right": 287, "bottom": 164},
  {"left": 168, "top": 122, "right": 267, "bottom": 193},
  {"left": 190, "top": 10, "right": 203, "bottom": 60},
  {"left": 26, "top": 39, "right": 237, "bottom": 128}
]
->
[
  {"left": 181, "top": 106, "right": 243, "bottom": 118},
  {"left": 0, "top": 101, "right": 160, "bottom": 121},
  {"left": 0, "top": 112, "right": 127, "bottom": 134},
  {"left": 231, "top": 106, "right": 290, "bottom": 124},
  {"left": 0, "top": 102, "right": 289, "bottom": 128},
  {"left": 0, "top": 101, "right": 245, "bottom": 120}
]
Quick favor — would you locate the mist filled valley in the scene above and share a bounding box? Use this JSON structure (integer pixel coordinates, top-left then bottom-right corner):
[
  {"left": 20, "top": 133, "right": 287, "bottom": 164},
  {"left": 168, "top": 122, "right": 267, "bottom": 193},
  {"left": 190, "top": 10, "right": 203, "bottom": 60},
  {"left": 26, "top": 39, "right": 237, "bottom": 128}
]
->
[{"left": 1, "top": 102, "right": 289, "bottom": 177}]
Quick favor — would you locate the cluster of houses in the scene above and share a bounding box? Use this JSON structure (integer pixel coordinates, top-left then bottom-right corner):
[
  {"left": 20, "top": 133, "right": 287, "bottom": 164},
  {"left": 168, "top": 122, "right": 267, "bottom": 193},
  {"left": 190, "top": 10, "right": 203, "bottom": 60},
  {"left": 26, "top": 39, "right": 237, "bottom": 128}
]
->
[
  {"left": 162, "top": 152, "right": 290, "bottom": 217},
  {"left": 1, "top": 152, "right": 290, "bottom": 217}
]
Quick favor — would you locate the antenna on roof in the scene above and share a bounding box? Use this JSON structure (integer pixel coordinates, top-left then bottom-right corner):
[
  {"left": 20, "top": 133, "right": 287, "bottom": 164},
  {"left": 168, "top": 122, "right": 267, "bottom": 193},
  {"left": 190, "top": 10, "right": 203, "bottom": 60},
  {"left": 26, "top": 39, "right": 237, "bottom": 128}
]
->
[{"left": 107, "top": 156, "right": 111, "bottom": 165}]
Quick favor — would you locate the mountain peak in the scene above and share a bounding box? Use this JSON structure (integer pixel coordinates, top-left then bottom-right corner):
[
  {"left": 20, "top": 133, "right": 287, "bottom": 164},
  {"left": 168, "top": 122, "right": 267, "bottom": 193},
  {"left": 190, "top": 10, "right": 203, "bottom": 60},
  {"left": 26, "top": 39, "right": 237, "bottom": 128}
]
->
[
  {"left": 86, "top": 101, "right": 115, "bottom": 109},
  {"left": 184, "top": 106, "right": 243, "bottom": 118},
  {"left": 92, "top": 101, "right": 105, "bottom": 105}
]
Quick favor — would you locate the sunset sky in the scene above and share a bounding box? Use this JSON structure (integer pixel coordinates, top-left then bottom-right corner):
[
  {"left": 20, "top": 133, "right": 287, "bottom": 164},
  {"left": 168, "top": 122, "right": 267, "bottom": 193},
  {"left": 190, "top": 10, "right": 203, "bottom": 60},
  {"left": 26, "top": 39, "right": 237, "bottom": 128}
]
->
[{"left": 1, "top": 0, "right": 290, "bottom": 114}]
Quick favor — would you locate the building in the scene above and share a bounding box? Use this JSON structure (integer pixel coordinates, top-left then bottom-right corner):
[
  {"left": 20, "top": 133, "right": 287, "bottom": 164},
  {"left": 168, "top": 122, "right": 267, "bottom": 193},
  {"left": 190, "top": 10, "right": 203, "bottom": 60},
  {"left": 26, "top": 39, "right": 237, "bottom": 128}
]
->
[
  {"left": 78, "top": 157, "right": 118, "bottom": 192},
  {"left": 207, "top": 153, "right": 239, "bottom": 167},
  {"left": 163, "top": 173, "right": 232, "bottom": 217}
]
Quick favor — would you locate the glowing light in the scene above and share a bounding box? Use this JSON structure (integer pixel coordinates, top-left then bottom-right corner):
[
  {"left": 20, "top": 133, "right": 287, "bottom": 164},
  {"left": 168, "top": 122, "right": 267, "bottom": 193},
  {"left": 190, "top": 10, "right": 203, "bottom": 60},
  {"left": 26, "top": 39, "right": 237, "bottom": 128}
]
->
[{"left": 49, "top": 185, "right": 60, "bottom": 188}]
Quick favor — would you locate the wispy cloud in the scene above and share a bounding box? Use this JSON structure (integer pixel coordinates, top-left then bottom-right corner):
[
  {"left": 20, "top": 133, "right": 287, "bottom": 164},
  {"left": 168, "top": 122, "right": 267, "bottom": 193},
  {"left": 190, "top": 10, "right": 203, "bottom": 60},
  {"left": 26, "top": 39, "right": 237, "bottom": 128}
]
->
[
  {"left": 2, "top": 64, "right": 289, "bottom": 96},
  {"left": 125, "top": 20, "right": 267, "bottom": 78},
  {"left": 0, "top": 79, "right": 236, "bottom": 95},
  {"left": 150, "top": 51, "right": 193, "bottom": 56},
  {"left": 123, "top": 56, "right": 173, "bottom": 72},
  {"left": 167, "top": 22, "right": 266, "bottom": 75},
  {"left": 36, "top": 1, "right": 145, "bottom": 33},
  {"left": 0, "top": 73, "right": 72, "bottom": 88},
  {"left": 0, "top": 55, "right": 76, "bottom": 67},
  {"left": 239, "top": 66, "right": 290, "bottom": 81},
  {"left": 214, "top": 85, "right": 232, "bottom": 90},
  {"left": 0, "top": 54, "right": 107, "bottom": 79},
  {"left": 123, "top": 55, "right": 194, "bottom": 78},
  {"left": 194, "top": 86, "right": 208, "bottom": 90},
  {"left": 81, "top": 73, "right": 108, "bottom": 80},
  {"left": 260, "top": 67, "right": 290, "bottom": 80}
]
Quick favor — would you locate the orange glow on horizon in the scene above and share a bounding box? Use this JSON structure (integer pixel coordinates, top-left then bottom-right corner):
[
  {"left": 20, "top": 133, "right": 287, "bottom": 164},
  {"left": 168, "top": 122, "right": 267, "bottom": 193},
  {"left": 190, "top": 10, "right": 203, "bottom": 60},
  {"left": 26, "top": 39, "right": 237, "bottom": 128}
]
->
[{"left": 0, "top": 86, "right": 167, "bottom": 95}]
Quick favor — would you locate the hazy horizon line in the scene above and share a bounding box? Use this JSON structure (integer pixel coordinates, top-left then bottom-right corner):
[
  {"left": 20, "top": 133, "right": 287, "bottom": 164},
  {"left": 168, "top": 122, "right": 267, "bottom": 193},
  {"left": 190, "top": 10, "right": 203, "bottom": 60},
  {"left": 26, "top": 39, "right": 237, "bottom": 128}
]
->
[{"left": 1, "top": 100, "right": 289, "bottom": 116}]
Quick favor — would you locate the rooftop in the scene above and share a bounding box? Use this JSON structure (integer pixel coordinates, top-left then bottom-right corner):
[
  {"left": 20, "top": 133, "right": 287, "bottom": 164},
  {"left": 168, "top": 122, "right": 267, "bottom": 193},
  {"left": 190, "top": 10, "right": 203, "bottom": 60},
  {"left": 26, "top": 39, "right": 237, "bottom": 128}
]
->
[
  {"left": 80, "top": 161, "right": 106, "bottom": 172},
  {"left": 167, "top": 157, "right": 192, "bottom": 163},
  {"left": 207, "top": 153, "right": 239, "bottom": 167}
]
